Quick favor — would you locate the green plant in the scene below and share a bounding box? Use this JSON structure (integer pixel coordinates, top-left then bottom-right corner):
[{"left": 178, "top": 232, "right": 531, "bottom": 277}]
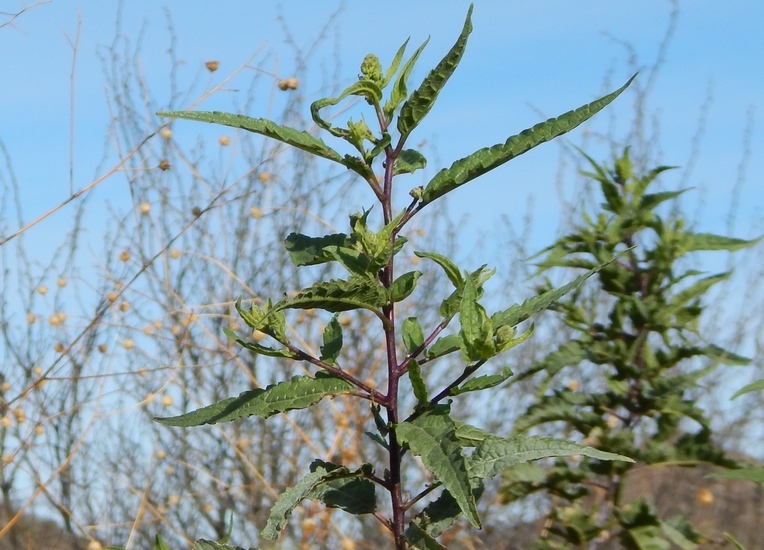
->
[
  {"left": 500, "top": 149, "right": 760, "bottom": 548},
  {"left": 153, "top": 7, "right": 637, "bottom": 549}
]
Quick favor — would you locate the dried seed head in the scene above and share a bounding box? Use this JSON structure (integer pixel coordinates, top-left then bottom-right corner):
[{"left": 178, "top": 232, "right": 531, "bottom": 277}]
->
[
  {"left": 34, "top": 424, "right": 45, "bottom": 436},
  {"left": 160, "top": 128, "right": 172, "bottom": 140},
  {"left": 219, "top": 135, "right": 230, "bottom": 146},
  {"left": 257, "top": 171, "right": 271, "bottom": 183},
  {"left": 249, "top": 207, "right": 262, "bottom": 219},
  {"left": 139, "top": 202, "right": 151, "bottom": 215},
  {"left": 98, "top": 344, "right": 108, "bottom": 353},
  {"left": 0, "top": 381, "right": 10, "bottom": 392},
  {"left": 191, "top": 206, "right": 202, "bottom": 218},
  {"left": 26, "top": 313, "right": 36, "bottom": 324},
  {"left": 2, "top": 454, "right": 13, "bottom": 465},
  {"left": 107, "top": 291, "right": 118, "bottom": 303},
  {"left": 120, "top": 301, "right": 130, "bottom": 312},
  {"left": 155, "top": 449, "right": 166, "bottom": 459},
  {"left": 37, "top": 285, "right": 48, "bottom": 295},
  {"left": 169, "top": 248, "right": 181, "bottom": 259},
  {"left": 205, "top": 60, "right": 220, "bottom": 72},
  {"left": 122, "top": 338, "right": 134, "bottom": 350},
  {"left": 0, "top": 416, "right": 12, "bottom": 429},
  {"left": 119, "top": 250, "right": 131, "bottom": 262},
  {"left": 54, "top": 343, "right": 65, "bottom": 353},
  {"left": 697, "top": 488, "right": 714, "bottom": 505},
  {"left": 32, "top": 365, "right": 43, "bottom": 376},
  {"left": 57, "top": 277, "right": 67, "bottom": 287},
  {"left": 567, "top": 379, "right": 580, "bottom": 392},
  {"left": 278, "top": 77, "right": 298, "bottom": 90},
  {"left": 167, "top": 494, "right": 181, "bottom": 506},
  {"left": 158, "top": 159, "right": 170, "bottom": 171}
]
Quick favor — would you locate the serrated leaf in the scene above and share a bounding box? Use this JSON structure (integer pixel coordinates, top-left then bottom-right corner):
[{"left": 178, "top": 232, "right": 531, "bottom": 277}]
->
[
  {"left": 414, "top": 251, "right": 463, "bottom": 287},
  {"left": 450, "top": 366, "right": 513, "bottom": 395},
  {"left": 389, "top": 270, "right": 422, "bottom": 302},
  {"left": 284, "top": 232, "right": 352, "bottom": 266},
  {"left": 262, "top": 465, "right": 335, "bottom": 540},
  {"left": 158, "top": 110, "right": 345, "bottom": 167},
  {"left": 468, "top": 435, "right": 633, "bottom": 480},
  {"left": 154, "top": 372, "right": 354, "bottom": 427},
  {"left": 492, "top": 259, "right": 613, "bottom": 328},
  {"left": 402, "top": 317, "right": 425, "bottom": 353},
  {"left": 411, "top": 480, "right": 484, "bottom": 539},
  {"left": 405, "top": 522, "right": 447, "bottom": 550},
  {"left": 398, "top": 6, "right": 473, "bottom": 139},
  {"left": 311, "top": 80, "right": 384, "bottom": 138},
  {"left": 681, "top": 232, "right": 762, "bottom": 253},
  {"left": 668, "top": 272, "right": 729, "bottom": 311},
  {"left": 320, "top": 315, "right": 343, "bottom": 365},
  {"left": 394, "top": 149, "right": 427, "bottom": 175},
  {"left": 276, "top": 276, "right": 388, "bottom": 314},
  {"left": 708, "top": 467, "right": 764, "bottom": 485},
  {"left": 396, "top": 408, "right": 480, "bottom": 528},
  {"left": 420, "top": 75, "right": 635, "bottom": 205},
  {"left": 408, "top": 360, "right": 429, "bottom": 406}
]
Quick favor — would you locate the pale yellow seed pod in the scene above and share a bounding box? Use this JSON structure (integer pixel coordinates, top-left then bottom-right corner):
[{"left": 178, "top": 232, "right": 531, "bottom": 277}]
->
[
  {"left": 205, "top": 60, "right": 220, "bottom": 72},
  {"left": 13, "top": 408, "right": 25, "bottom": 424},
  {"left": 34, "top": 425, "right": 45, "bottom": 436},
  {"left": 87, "top": 541, "right": 102, "bottom": 550},
  {"left": 567, "top": 379, "right": 581, "bottom": 392},
  {"left": 161, "top": 395, "right": 174, "bottom": 407},
  {"left": 122, "top": 338, "right": 134, "bottom": 350},
  {"left": 249, "top": 207, "right": 262, "bottom": 219},
  {"left": 697, "top": 488, "right": 714, "bottom": 505},
  {"left": 120, "top": 301, "right": 130, "bottom": 312},
  {"left": 57, "top": 277, "right": 67, "bottom": 287},
  {"left": 0, "top": 416, "right": 12, "bottom": 429},
  {"left": 98, "top": 343, "right": 108, "bottom": 353},
  {"left": 167, "top": 494, "right": 181, "bottom": 506},
  {"left": 219, "top": 135, "right": 230, "bottom": 146},
  {"left": 339, "top": 314, "right": 352, "bottom": 327},
  {"left": 2, "top": 454, "right": 13, "bottom": 465},
  {"left": 32, "top": 365, "right": 43, "bottom": 376},
  {"left": 170, "top": 248, "right": 181, "bottom": 259},
  {"left": 160, "top": 128, "right": 172, "bottom": 140},
  {"left": 26, "top": 313, "right": 36, "bottom": 324},
  {"left": 119, "top": 250, "right": 131, "bottom": 262},
  {"left": 138, "top": 368, "right": 148, "bottom": 377},
  {"left": 165, "top": 466, "right": 175, "bottom": 475},
  {"left": 54, "top": 343, "right": 65, "bottom": 353},
  {"left": 155, "top": 449, "right": 166, "bottom": 459},
  {"left": 37, "top": 285, "right": 48, "bottom": 295},
  {"left": 143, "top": 325, "right": 154, "bottom": 336},
  {"left": 0, "top": 381, "right": 11, "bottom": 392},
  {"left": 153, "top": 320, "right": 163, "bottom": 330},
  {"left": 139, "top": 202, "right": 151, "bottom": 215},
  {"left": 257, "top": 171, "right": 271, "bottom": 183}
]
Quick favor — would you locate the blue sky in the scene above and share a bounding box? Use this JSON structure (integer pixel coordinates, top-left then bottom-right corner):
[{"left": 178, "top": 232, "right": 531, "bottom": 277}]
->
[{"left": 1, "top": 1, "right": 762, "bottom": 281}]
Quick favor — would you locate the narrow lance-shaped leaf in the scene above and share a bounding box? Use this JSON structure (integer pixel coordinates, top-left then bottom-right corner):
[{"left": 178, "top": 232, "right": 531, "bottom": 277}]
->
[
  {"left": 224, "top": 327, "right": 297, "bottom": 359},
  {"left": 384, "top": 38, "right": 430, "bottom": 119},
  {"left": 158, "top": 110, "right": 345, "bottom": 165},
  {"left": 680, "top": 232, "right": 762, "bottom": 253},
  {"left": 450, "top": 366, "right": 513, "bottom": 396},
  {"left": 468, "top": 435, "right": 633, "bottom": 480},
  {"left": 397, "top": 5, "right": 473, "bottom": 139},
  {"left": 731, "top": 379, "right": 764, "bottom": 400},
  {"left": 408, "top": 360, "right": 429, "bottom": 406},
  {"left": 420, "top": 74, "right": 636, "bottom": 205},
  {"left": 396, "top": 407, "right": 481, "bottom": 528},
  {"left": 154, "top": 372, "right": 355, "bottom": 427}
]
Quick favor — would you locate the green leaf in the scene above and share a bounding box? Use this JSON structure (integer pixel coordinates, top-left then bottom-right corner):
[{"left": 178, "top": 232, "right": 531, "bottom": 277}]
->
[
  {"left": 453, "top": 421, "right": 494, "bottom": 446},
  {"left": 405, "top": 522, "right": 447, "bottom": 550},
  {"left": 310, "top": 80, "right": 384, "bottom": 137},
  {"left": 668, "top": 272, "right": 729, "bottom": 311},
  {"left": 192, "top": 542, "right": 249, "bottom": 550},
  {"left": 450, "top": 366, "right": 513, "bottom": 395},
  {"left": 660, "top": 521, "right": 698, "bottom": 550},
  {"left": 458, "top": 274, "right": 494, "bottom": 361},
  {"left": 420, "top": 75, "right": 636, "bottom": 205},
  {"left": 628, "top": 526, "right": 671, "bottom": 550},
  {"left": 396, "top": 407, "right": 480, "bottom": 528},
  {"left": 225, "top": 328, "right": 298, "bottom": 359},
  {"left": 468, "top": 435, "right": 633, "bottom": 480},
  {"left": 284, "top": 232, "right": 352, "bottom": 266},
  {"left": 708, "top": 467, "right": 764, "bottom": 485},
  {"left": 154, "top": 372, "right": 355, "bottom": 427},
  {"left": 276, "top": 276, "right": 388, "bottom": 314},
  {"left": 681, "top": 232, "right": 762, "bottom": 253},
  {"left": 414, "top": 251, "right": 463, "bottom": 287},
  {"left": 732, "top": 379, "right": 764, "bottom": 400},
  {"left": 324, "top": 245, "right": 372, "bottom": 276},
  {"left": 411, "top": 480, "right": 484, "bottom": 539},
  {"left": 381, "top": 39, "right": 410, "bottom": 88},
  {"left": 702, "top": 344, "right": 750, "bottom": 366},
  {"left": 402, "top": 317, "right": 425, "bottom": 353},
  {"left": 639, "top": 189, "right": 691, "bottom": 211},
  {"left": 425, "top": 334, "right": 461, "bottom": 360},
  {"left": 306, "top": 461, "right": 376, "bottom": 515},
  {"left": 384, "top": 39, "right": 429, "bottom": 119},
  {"left": 394, "top": 149, "right": 427, "bottom": 175},
  {"left": 397, "top": 5, "right": 473, "bottom": 139},
  {"left": 158, "top": 110, "right": 345, "bottom": 166},
  {"left": 320, "top": 315, "right": 343, "bottom": 365},
  {"left": 262, "top": 462, "right": 358, "bottom": 540},
  {"left": 389, "top": 270, "right": 422, "bottom": 302},
  {"left": 408, "top": 360, "right": 429, "bottom": 406},
  {"left": 492, "top": 259, "right": 613, "bottom": 328}
]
